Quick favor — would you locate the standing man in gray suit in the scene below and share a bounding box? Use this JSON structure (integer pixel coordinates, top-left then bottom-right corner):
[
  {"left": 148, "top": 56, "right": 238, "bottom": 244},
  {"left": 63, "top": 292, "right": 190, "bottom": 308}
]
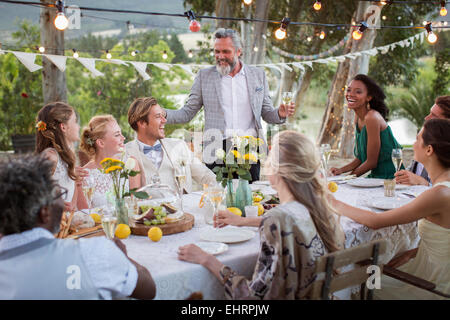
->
[
  {"left": 395, "top": 95, "right": 450, "bottom": 186},
  {"left": 164, "top": 28, "right": 295, "bottom": 182}
]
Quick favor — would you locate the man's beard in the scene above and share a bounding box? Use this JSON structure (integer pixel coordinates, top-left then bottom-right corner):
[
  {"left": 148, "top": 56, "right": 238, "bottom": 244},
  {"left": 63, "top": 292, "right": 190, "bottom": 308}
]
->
[{"left": 216, "top": 55, "right": 238, "bottom": 76}]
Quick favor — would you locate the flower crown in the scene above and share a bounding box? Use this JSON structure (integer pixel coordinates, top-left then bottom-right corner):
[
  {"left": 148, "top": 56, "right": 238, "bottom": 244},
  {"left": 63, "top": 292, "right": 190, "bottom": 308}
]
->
[
  {"left": 86, "top": 137, "right": 95, "bottom": 147},
  {"left": 36, "top": 121, "right": 47, "bottom": 132}
]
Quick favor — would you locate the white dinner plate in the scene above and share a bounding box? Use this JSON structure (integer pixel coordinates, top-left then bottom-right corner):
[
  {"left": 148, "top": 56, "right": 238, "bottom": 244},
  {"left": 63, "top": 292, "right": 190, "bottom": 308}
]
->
[
  {"left": 252, "top": 180, "right": 270, "bottom": 186},
  {"left": 347, "top": 178, "right": 384, "bottom": 188},
  {"left": 395, "top": 184, "right": 410, "bottom": 190},
  {"left": 328, "top": 174, "right": 356, "bottom": 182},
  {"left": 369, "top": 196, "right": 413, "bottom": 210},
  {"left": 194, "top": 241, "right": 228, "bottom": 255},
  {"left": 199, "top": 226, "right": 256, "bottom": 244}
]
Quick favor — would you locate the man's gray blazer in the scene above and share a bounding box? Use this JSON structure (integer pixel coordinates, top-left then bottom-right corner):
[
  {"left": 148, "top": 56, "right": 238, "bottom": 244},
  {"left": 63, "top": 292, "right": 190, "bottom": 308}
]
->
[{"left": 165, "top": 63, "right": 285, "bottom": 139}]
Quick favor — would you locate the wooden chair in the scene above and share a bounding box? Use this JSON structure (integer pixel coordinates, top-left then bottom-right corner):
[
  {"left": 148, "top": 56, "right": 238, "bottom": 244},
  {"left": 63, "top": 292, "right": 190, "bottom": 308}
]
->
[{"left": 310, "top": 239, "right": 387, "bottom": 300}]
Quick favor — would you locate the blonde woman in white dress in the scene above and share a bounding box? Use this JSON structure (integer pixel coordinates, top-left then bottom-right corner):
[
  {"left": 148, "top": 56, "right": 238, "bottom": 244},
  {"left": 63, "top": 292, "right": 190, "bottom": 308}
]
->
[
  {"left": 330, "top": 118, "right": 450, "bottom": 299},
  {"left": 35, "top": 102, "right": 88, "bottom": 212},
  {"left": 78, "top": 115, "right": 140, "bottom": 209}
]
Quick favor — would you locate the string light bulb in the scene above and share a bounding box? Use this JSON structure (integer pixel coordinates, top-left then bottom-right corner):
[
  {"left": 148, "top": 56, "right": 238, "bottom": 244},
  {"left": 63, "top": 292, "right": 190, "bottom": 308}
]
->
[
  {"left": 243, "top": 0, "right": 253, "bottom": 5},
  {"left": 72, "top": 49, "right": 79, "bottom": 58},
  {"left": 319, "top": 31, "right": 326, "bottom": 39},
  {"left": 185, "top": 10, "right": 201, "bottom": 32},
  {"left": 54, "top": 1, "right": 69, "bottom": 31},
  {"left": 188, "top": 50, "right": 193, "bottom": 58},
  {"left": 352, "top": 21, "right": 368, "bottom": 40},
  {"left": 106, "top": 50, "right": 112, "bottom": 59},
  {"left": 425, "top": 23, "right": 438, "bottom": 44},
  {"left": 162, "top": 50, "right": 168, "bottom": 60},
  {"left": 313, "top": 1, "right": 322, "bottom": 11},
  {"left": 131, "top": 50, "right": 139, "bottom": 57},
  {"left": 440, "top": 1, "right": 447, "bottom": 16},
  {"left": 38, "top": 46, "right": 45, "bottom": 53},
  {"left": 274, "top": 17, "right": 290, "bottom": 40},
  {"left": 253, "top": 46, "right": 259, "bottom": 52},
  {"left": 380, "top": 0, "right": 392, "bottom": 5}
]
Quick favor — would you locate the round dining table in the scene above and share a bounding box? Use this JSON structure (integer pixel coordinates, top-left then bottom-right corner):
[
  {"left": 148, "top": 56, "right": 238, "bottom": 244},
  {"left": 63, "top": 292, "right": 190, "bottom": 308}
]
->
[{"left": 122, "top": 180, "right": 429, "bottom": 300}]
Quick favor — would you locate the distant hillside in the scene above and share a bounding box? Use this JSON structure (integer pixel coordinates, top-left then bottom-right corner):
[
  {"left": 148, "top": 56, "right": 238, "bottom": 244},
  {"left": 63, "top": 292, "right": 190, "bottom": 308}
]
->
[{"left": 0, "top": 0, "right": 189, "bottom": 39}]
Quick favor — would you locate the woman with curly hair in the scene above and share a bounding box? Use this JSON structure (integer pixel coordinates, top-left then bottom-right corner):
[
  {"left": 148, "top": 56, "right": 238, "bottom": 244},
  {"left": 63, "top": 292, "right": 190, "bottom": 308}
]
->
[
  {"left": 35, "top": 102, "right": 87, "bottom": 212},
  {"left": 330, "top": 74, "right": 403, "bottom": 179}
]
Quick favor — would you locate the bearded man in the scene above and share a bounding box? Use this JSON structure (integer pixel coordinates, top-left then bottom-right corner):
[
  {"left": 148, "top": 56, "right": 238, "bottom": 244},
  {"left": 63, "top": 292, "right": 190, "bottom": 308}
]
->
[{"left": 164, "top": 28, "right": 295, "bottom": 181}]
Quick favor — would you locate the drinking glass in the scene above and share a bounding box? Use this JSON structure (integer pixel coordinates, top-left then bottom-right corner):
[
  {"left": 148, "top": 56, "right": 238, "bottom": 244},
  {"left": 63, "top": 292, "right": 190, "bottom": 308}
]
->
[
  {"left": 82, "top": 175, "right": 95, "bottom": 216},
  {"left": 384, "top": 179, "right": 396, "bottom": 197},
  {"left": 282, "top": 91, "right": 293, "bottom": 106},
  {"left": 319, "top": 144, "right": 332, "bottom": 177},
  {"left": 174, "top": 166, "right": 187, "bottom": 212},
  {"left": 205, "top": 185, "right": 225, "bottom": 228},
  {"left": 391, "top": 149, "right": 403, "bottom": 172}
]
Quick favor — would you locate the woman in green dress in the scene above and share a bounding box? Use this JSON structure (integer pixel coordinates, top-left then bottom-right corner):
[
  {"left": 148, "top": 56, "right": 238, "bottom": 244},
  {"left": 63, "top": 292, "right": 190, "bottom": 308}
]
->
[{"left": 330, "top": 74, "right": 403, "bottom": 179}]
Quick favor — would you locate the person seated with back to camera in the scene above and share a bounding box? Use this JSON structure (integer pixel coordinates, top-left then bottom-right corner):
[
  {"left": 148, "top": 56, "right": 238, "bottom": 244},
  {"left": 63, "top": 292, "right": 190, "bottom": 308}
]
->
[
  {"left": 178, "top": 130, "right": 345, "bottom": 299},
  {"left": 0, "top": 155, "right": 156, "bottom": 300}
]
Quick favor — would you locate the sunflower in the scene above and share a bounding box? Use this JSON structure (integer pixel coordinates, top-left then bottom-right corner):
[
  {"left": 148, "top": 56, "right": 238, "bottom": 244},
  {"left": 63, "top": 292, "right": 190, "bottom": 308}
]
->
[
  {"left": 243, "top": 153, "right": 258, "bottom": 163},
  {"left": 230, "top": 150, "right": 241, "bottom": 159},
  {"left": 36, "top": 121, "right": 47, "bottom": 132},
  {"left": 104, "top": 165, "right": 123, "bottom": 174}
]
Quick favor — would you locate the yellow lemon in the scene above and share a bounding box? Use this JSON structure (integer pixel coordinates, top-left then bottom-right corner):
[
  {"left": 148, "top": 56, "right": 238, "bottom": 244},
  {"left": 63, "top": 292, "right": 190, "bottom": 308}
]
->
[
  {"left": 253, "top": 195, "right": 263, "bottom": 202},
  {"left": 254, "top": 203, "right": 265, "bottom": 216},
  {"left": 328, "top": 181, "right": 338, "bottom": 193},
  {"left": 227, "top": 207, "right": 242, "bottom": 216},
  {"left": 90, "top": 213, "right": 102, "bottom": 224},
  {"left": 148, "top": 227, "right": 163, "bottom": 242},
  {"left": 115, "top": 224, "right": 131, "bottom": 239}
]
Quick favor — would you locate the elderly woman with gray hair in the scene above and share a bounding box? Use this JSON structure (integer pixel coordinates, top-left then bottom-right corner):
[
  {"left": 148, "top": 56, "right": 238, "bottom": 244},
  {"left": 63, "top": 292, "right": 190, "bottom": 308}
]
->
[{"left": 178, "top": 131, "right": 345, "bottom": 299}]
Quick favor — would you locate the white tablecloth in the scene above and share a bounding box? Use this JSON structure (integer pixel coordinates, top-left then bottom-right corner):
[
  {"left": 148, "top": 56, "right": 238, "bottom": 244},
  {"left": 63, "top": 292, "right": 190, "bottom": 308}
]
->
[{"left": 123, "top": 183, "right": 427, "bottom": 300}]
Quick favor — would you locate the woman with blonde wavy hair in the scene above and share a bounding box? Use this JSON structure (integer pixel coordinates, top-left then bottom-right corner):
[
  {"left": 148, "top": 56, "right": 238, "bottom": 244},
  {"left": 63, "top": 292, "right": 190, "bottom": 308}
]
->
[
  {"left": 36, "top": 102, "right": 87, "bottom": 212},
  {"left": 178, "top": 130, "right": 345, "bottom": 299},
  {"left": 78, "top": 115, "right": 140, "bottom": 209}
]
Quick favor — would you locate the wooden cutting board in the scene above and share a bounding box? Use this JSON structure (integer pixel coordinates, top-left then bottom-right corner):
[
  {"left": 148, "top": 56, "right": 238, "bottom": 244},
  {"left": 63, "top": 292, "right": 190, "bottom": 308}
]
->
[{"left": 130, "top": 213, "right": 195, "bottom": 236}]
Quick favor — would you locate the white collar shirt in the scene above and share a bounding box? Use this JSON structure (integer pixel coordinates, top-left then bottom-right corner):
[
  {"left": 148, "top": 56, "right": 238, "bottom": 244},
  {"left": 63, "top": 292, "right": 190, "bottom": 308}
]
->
[
  {"left": 137, "top": 139, "right": 163, "bottom": 169},
  {"left": 221, "top": 64, "right": 257, "bottom": 139}
]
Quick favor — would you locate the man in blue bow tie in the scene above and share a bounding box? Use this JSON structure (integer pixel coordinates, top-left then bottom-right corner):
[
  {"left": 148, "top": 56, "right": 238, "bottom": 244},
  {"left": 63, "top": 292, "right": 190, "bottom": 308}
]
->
[
  {"left": 125, "top": 97, "right": 217, "bottom": 193},
  {"left": 163, "top": 28, "right": 296, "bottom": 182}
]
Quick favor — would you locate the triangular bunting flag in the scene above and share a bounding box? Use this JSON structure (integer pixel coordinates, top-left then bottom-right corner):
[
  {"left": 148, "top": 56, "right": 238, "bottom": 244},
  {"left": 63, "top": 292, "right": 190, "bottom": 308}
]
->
[
  {"left": 12, "top": 51, "right": 42, "bottom": 72},
  {"left": 281, "top": 64, "right": 293, "bottom": 72},
  {"left": 43, "top": 54, "right": 68, "bottom": 72},
  {"left": 335, "top": 56, "right": 346, "bottom": 62},
  {"left": 265, "top": 65, "right": 282, "bottom": 75},
  {"left": 152, "top": 63, "right": 171, "bottom": 71},
  {"left": 292, "top": 62, "right": 305, "bottom": 72},
  {"left": 128, "top": 61, "right": 151, "bottom": 81},
  {"left": 75, "top": 57, "right": 104, "bottom": 77},
  {"left": 178, "top": 64, "right": 195, "bottom": 76},
  {"left": 303, "top": 61, "right": 313, "bottom": 69},
  {"left": 105, "top": 59, "right": 129, "bottom": 66}
]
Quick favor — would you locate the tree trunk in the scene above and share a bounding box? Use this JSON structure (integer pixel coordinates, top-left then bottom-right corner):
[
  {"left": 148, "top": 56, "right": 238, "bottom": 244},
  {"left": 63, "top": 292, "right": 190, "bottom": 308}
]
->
[
  {"left": 215, "top": 0, "right": 232, "bottom": 29},
  {"left": 40, "top": 0, "right": 67, "bottom": 104},
  {"left": 240, "top": 4, "right": 252, "bottom": 64},
  {"left": 250, "top": 0, "right": 270, "bottom": 65},
  {"left": 294, "top": 68, "right": 313, "bottom": 115},
  {"left": 318, "top": 1, "right": 378, "bottom": 158}
]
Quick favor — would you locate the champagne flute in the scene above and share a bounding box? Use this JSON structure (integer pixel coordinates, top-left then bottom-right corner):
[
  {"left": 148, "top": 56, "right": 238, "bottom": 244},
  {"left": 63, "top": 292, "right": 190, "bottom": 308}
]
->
[
  {"left": 101, "top": 215, "right": 117, "bottom": 240},
  {"left": 392, "top": 149, "right": 403, "bottom": 172},
  {"left": 282, "top": 91, "right": 293, "bottom": 106},
  {"left": 319, "top": 144, "right": 331, "bottom": 177},
  {"left": 206, "top": 185, "right": 225, "bottom": 228},
  {"left": 82, "top": 175, "right": 95, "bottom": 216},
  {"left": 174, "top": 166, "right": 187, "bottom": 212}
]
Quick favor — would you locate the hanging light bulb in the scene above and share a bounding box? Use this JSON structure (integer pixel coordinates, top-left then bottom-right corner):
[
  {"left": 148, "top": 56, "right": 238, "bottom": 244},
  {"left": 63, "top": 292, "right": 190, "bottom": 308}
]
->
[
  {"left": 440, "top": 1, "right": 448, "bottom": 16},
  {"left": 162, "top": 50, "right": 168, "bottom": 60},
  {"left": 72, "top": 49, "right": 79, "bottom": 58},
  {"left": 188, "top": 50, "right": 193, "bottom": 58},
  {"left": 253, "top": 46, "right": 259, "bottom": 52},
  {"left": 380, "top": 0, "right": 392, "bottom": 5},
  {"left": 313, "top": 1, "right": 322, "bottom": 11},
  {"left": 307, "top": 36, "right": 312, "bottom": 42},
  {"left": 54, "top": 1, "right": 69, "bottom": 31},
  {"left": 274, "top": 17, "right": 290, "bottom": 40},
  {"left": 352, "top": 21, "right": 368, "bottom": 40},
  {"left": 209, "top": 49, "right": 214, "bottom": 57},
  {"left": 106, "top": 50, "right": 112, "bottom": 59},
  {"left": 425, "top": 23, "right": 438, "bottom": 44},
  {"left": 38, "top": 46, "right": 45, "bottom": 53},
  {"left": 243, "top": 0, "right": 253, "bottom": 5},
  {"left": 185, "top": 10, "right": 201, "bottom": 32},
  {"left": 131, "top": 50, "right": 139, "bottom": 57},
  {"left": 319, "top": 31, "right": 326, "bottom": 39}
]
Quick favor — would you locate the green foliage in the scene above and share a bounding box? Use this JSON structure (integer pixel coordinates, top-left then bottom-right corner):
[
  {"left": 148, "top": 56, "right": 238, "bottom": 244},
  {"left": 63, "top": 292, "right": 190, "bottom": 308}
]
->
[
  {"left": 387, "top": 58, "right": 447, "bottom": 129},
  {"left": 0, "top": 20, "right": 43, "bottom": 150},
  {"left": 432, "top": 30, "right": 450, "bottom": 96}
]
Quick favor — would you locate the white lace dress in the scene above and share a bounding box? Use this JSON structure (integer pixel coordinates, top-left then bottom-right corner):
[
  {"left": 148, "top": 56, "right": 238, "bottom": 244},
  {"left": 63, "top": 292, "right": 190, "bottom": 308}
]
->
[
  {"left": 85, "top": 168, "right": 130, "bottom": 209},
  {"left": 50, "top": 148, "right": 75, "bottom": 202}
]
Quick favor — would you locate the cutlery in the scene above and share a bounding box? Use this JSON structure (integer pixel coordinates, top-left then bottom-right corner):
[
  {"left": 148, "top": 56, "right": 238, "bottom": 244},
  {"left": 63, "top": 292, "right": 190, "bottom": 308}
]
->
[{"left": 401, "top": 192, "right": 416, "bottom": 199}]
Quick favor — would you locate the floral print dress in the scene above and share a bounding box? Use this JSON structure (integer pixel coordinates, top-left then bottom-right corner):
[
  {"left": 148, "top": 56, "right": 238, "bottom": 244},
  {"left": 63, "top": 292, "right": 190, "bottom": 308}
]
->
[{"left": 219, "top": 201, "right": 344, "bottom": 299}]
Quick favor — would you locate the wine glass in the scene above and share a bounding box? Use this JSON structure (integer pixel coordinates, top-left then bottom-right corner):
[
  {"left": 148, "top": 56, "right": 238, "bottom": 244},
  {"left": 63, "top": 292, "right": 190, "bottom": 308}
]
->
[
  {"left": 82, "top": 175, "right": 95, "bottom": 216},
  {"left": 205, "top": 185, "right": 225, "bottom": 228},
  {"left": 282, "top": 91, "right": 293, "bottom": 106},
  {"left": 101, "top": 214, "right": 117, "bottom": 240},
  {"left": 392, "top": 149, "right": 403, "bottom": 172},
  {"left": 319, "top": 144, "right": 332, "bottom": 177},
  {"left": 174, "top": 166, "right": 187, "bottom": 212}
]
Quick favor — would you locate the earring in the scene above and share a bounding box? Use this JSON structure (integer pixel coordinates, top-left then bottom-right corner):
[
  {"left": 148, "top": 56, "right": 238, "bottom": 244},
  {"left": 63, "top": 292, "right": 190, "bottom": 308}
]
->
[{"left": 366, "top": 102, "right": 370, "bottom": 110}]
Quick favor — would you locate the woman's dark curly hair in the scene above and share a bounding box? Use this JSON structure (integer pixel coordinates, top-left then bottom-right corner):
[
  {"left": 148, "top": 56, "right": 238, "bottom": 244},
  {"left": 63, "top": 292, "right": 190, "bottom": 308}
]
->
[
  {"left": 0, "top": 155, "right": 57, "bottom": 235},
  {"left": 352, "top": 74, "right": 389, "bottom": 121}
]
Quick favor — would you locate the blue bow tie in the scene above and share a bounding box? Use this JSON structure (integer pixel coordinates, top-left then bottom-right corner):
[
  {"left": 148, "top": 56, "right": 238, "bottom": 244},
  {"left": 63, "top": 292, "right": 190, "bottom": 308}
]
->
[{"left": 143, "top": 144, "right": 162, "bottom": 154}]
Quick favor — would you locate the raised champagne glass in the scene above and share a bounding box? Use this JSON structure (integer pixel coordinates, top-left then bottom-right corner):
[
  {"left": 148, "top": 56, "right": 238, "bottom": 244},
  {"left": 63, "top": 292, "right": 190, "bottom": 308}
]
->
[{"left": 320, "top": 143, "right": 331, "bottom": 178}]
